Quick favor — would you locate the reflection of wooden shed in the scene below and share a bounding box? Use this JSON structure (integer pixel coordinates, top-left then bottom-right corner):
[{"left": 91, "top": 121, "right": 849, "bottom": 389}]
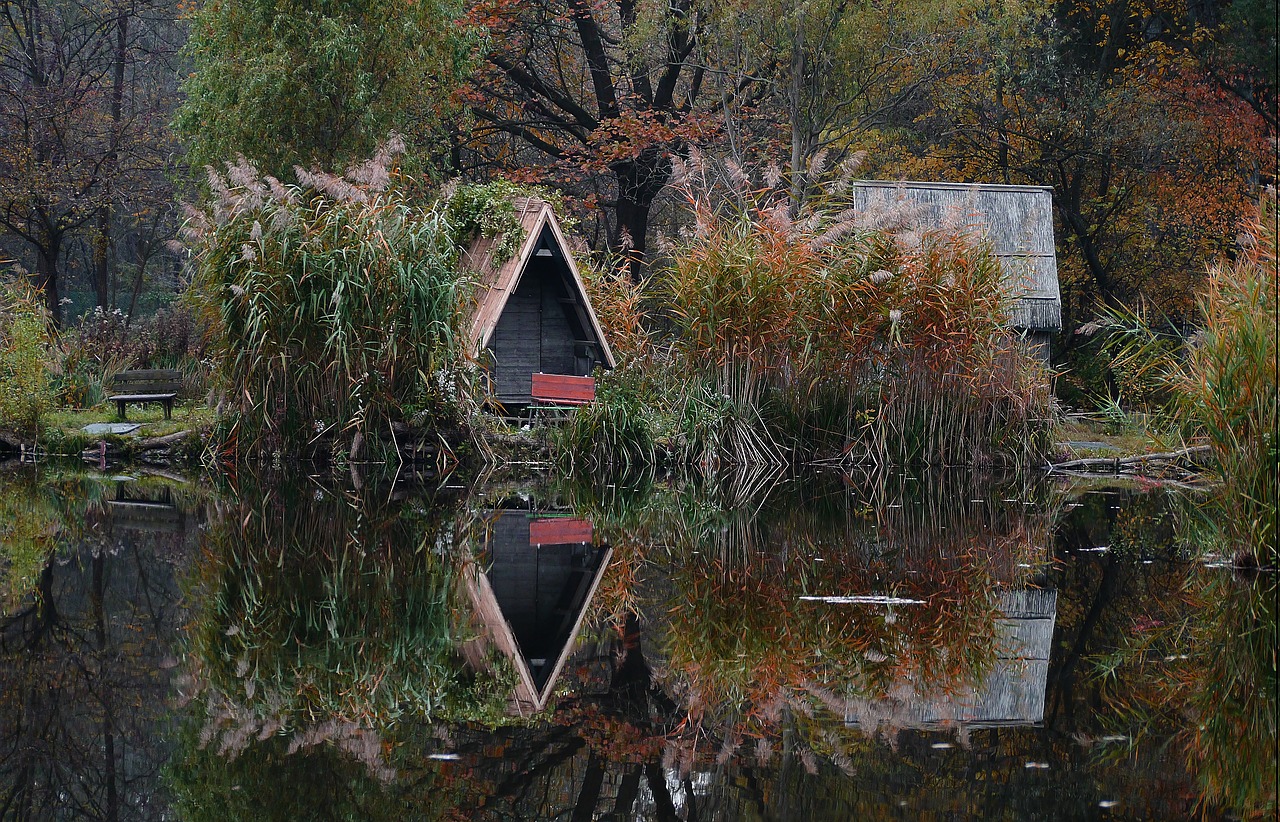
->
[
  {"left": 849, "top": 182, "right": 1062, "bottom": 360},
  {"left": 461, "top": 198, "right": 616, "bottom": 406},
  {"left": 843, "top": 588, "right": 1058, "bottom": 731},
  {"left": 461, "top": 509, "right": 610, "bottom": 715}
]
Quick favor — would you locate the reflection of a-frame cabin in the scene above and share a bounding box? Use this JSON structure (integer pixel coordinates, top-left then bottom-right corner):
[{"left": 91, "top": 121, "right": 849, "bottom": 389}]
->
[
  {"left": 462, "top": 197, "right": 617, "bottom": 407},
  {"left": 463, "top": 502, "right": 610, "bottom": 715}
]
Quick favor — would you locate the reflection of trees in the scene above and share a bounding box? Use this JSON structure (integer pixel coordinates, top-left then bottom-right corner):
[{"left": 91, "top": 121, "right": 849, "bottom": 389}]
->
[
  {"left": 0, "top": 469, "right": 196, "bottom": 820},
  {"left": 1087, "top": 542, "right": 1277, "bottom": 817},
  {"left": 573, "top": 470, "right": 1052, "bottom": 745},
  {"left": 171, "top": 471, "right": 513, "bottom": 809}
]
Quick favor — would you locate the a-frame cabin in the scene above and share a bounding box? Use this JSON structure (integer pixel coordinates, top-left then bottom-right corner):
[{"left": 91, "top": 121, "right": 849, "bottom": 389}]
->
[{"left": 461, "top": 197, "right": 616, "bottom": 406}]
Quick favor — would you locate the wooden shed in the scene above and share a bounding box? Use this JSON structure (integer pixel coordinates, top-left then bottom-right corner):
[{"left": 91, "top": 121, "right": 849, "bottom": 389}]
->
[
  {"left": 849, "top": 181, "right": 1062, "bottom": 359},
  {"left": 461, "top": 197, "right": 616, "bottom": 406}
]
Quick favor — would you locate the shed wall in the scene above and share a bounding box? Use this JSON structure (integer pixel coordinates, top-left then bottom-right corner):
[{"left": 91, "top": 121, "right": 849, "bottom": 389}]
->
[{"left": 488, "top": 258, "right": 592, "bottom": 404}]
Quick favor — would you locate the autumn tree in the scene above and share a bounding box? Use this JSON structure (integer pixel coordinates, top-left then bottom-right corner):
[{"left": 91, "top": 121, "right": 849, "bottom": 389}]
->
[
  {"left": 884, "top": 0, "right": 1270, "bottom": 332},
  {"left": 175, "top": 0, "right": 472, "bottom": 184},
  {"left": 463, "top": 0, "right": 719, "bottom": 281},
  {"left": 710, "top": 0, "right": 973, "bottom": 210}
]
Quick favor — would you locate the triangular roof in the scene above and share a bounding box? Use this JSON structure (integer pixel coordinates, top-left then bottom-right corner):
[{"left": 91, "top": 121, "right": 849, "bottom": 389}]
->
[
  {"left": 460, "top": 197, "right": 617, "bottom": 369},
  {"left": 460, "top": 509, "right": 609, "bottom": 711}
]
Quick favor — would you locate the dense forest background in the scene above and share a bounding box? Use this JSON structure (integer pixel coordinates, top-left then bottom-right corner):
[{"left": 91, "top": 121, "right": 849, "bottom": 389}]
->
[{"left": 0, "top": 0, "right": 1274, "bottom": 382}]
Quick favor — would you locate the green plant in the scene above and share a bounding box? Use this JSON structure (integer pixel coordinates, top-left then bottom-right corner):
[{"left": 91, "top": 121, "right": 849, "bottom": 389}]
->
[
  {"left": 444, "top": 180, "right": 527, "bottom": 263},
  {"left": 184, "top": 147, "right": 476, "bottom": 458},
  {"left": 0, "top": 279, "right": 55, "bottom": 432},
  {"left": 1106, "top": 194, "right": 1277, "bottom": 560}
]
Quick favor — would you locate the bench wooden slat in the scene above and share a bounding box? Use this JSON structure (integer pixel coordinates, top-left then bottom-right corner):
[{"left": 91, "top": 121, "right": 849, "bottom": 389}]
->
[
  {"left": 111, "top": 369, "right": 182, "bottom": 382},
  {"left": 108, "top": 369, "right": 183, "bottom": 420},
  {"left": 109, "top": 393, "right": 177, "bottom": 402},
  {"left": 529, "top": 518, "right": 594, "bottom": 545},
  {"left": 530, "top": 373, "right": 595, "bottom": 405}
]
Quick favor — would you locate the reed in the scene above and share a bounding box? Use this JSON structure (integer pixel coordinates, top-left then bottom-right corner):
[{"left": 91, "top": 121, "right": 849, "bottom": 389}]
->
[
  {"left": 0, "top": 279, "right": 55, "bottom": 433},
  {"left": 561, "top": 157, "right": 1054, "bottom": 470},
  {"left": 184, "top": 146, "right": 476, "bottom": 460},
  {"left": 185, "top": 471, "right": 512, "bottom": 760},
  {"left": 1106, "top": 194, "right": 1277, "bottom": 561}
]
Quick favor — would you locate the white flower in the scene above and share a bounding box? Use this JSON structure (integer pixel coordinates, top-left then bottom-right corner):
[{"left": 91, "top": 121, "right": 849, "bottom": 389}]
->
[{"left": 888, "top": 309, "right": 902, "bottom": 323}]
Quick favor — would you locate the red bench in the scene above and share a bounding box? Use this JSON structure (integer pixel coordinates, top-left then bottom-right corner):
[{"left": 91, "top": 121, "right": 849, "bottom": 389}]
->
[
  {"left": 528, "top": 373, "right": 595, "bottom": 421},
  {"left": 530, "top": 373, "right": 595, "bottom": 405}
]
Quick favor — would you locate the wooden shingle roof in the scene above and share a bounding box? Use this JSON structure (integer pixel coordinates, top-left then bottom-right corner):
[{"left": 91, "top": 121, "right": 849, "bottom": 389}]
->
[
  {"left": 459, "top": 196, "right": 617, "bottom": 368},
  {"left": 849, "top": 181, "right": 1062, "bottom": 330}
]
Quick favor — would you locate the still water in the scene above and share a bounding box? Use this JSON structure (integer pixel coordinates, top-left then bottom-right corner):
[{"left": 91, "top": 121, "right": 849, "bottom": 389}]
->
[{"left": 0, "top": 465, "right": 1273, "bottom": 820}]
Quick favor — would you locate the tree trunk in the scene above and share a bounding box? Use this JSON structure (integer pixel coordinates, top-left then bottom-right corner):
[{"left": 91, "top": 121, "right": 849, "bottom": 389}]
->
[
  {"left": 93, "top": 215, "right": 111, "bottom": 309},
  {"left": 93, "top": 9, "right": 129, "bottom": 311},
  {"left": 613, "top": 148, "right": 670, "bottom": 283},
  {"left": 34, "top": 242, "right": 62, "bottom": 326}
]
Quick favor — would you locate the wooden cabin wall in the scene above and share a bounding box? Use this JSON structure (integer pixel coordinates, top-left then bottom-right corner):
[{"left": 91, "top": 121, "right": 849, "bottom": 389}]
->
[{"left": 488, "top": 256, "right": 591, "bottom": 403}]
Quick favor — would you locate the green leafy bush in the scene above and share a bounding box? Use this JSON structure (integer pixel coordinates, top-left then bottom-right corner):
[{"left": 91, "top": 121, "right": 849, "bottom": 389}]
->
[
  {"left": 0, "top": 279, "right": 55, "bottom": 431},
  {"left": 184, "top": 147, "right": 475, "bottom": 457}
]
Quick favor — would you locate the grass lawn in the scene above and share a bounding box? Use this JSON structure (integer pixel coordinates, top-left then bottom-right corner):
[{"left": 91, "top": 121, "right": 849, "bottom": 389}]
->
[
  {"left": 41, "top": 402, "right": 216, "bottom": 443},
  {"left": 1054, "top": 412, "right": 1170, "bottom": 461}
]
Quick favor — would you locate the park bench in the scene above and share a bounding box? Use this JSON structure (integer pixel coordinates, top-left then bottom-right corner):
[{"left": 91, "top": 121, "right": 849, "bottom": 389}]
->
[
  {"left": 528, "top": 372, "right": 595, "bottom": 421},
  {"left": 109, "top": 369, "right": 182, "bottom": 420}
]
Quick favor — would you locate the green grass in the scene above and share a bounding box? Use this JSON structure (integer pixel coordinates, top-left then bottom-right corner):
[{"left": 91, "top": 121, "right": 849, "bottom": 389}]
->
[
  {"left": 1054, "top": 414, "right": 1164, "bottom": 461},
  {"left": 42, "top": 402, "right": 215, "bottom": 439},
  {"left": 31, "top": 402, "right": 216, "bottom": 460}
]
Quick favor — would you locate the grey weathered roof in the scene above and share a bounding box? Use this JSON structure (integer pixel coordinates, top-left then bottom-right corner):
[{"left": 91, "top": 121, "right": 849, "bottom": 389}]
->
[{"left": 849, "top": 181, "right": 1062, "bottom": 330}]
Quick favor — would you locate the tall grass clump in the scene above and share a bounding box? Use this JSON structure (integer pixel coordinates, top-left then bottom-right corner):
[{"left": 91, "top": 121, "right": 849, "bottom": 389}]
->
[
  {"left": 1179, "top": 203, "right": 1277, "bottom": 561},
  {"left": 184, "top": 140, "right": 474, "bottom": 459},
  {"left": 1107, "top": 193, "right": 1277, "bottom": 563},
  {"left": 0, "top": 279, "right": 55, "bottom": 434},
  {"left": 563, "top": 154, "right": 1053, "bottom": 470}
]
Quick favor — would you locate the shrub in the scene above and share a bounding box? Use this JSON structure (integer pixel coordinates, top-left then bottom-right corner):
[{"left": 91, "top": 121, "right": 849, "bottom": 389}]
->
[
  {"left": 0, "top": 279, "right": 55, "bottom": 431},
  {"left": 558, "top": 155, "right": 1055, "bottom": 470}
]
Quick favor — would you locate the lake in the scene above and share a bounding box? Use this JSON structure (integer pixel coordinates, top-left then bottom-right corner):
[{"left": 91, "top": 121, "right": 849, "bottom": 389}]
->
[{"left": 0, "top": 464, "right": 1273, "bottom": 820}]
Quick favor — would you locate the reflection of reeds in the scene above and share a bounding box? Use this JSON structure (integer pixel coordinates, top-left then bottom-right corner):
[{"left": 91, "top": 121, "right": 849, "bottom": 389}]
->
[
  {"left": 1099, "top": 570, "right": 1277, "bottom": 818},
  {"left": 186, "top": 472, "right": 510, "bottom": 760},
  {"left": 563, "top": 467, "right": 1053, "bottom": 753}
]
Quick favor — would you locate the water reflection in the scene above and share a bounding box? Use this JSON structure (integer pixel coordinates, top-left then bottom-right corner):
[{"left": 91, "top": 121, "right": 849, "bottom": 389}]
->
[
  {"left": 0, "top": 466, "right": 202, "bottom": 820},
  {"left": 177, "top": 472, "right": 511, "bottom": 770},
  {"left": 463, "top": 499, "right": 609, "bottom": 713},
  {"left": 0, "top": 465, "right": 1272, "bottom": 819}
]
